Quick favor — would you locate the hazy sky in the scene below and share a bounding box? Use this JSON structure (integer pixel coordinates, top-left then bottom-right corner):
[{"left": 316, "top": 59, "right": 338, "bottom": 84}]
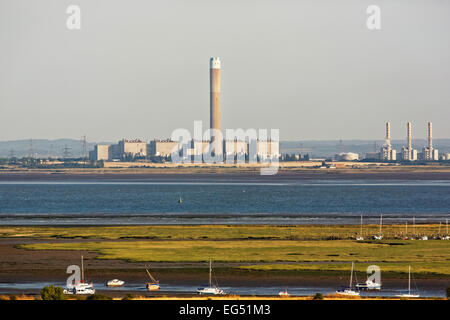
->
[{"left": 1, "top": 0, "right": 449, "bottom": 141}]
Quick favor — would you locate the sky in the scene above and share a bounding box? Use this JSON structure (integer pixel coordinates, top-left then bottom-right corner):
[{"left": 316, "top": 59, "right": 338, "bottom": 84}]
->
[{"left": 1, "top": 0, "right": 449, "bottom": 142}]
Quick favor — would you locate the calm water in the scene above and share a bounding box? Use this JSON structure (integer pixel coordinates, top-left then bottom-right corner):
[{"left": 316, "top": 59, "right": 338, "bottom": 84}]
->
[{"left": 0, "top": 180, "right": 449, "bottom": 225}]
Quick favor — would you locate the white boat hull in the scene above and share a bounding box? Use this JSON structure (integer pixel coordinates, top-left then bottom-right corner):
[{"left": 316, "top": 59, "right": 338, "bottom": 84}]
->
[
  {"left": 63, "top": 283, "right": 95, "bottom": 295},
  {"left": 336, "top": 289, "right": 360, "bottom": 296},
  {"left": 396, "top": 294, "right": 420, "bottom": 298},
  {"left": 107, "top": 279, "right": 125, "bottom": 287},
  {"left": 197, "top": 287, "right": 225, "bottom": 295}
]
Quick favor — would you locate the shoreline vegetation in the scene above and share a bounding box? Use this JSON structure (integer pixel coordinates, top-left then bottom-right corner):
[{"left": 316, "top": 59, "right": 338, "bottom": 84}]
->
[
  {"left": 0, "top": 293, "right": 447, "bottom": 301},
  {"left": 2, "top": 224, "right": 449, "bottom": 278}
]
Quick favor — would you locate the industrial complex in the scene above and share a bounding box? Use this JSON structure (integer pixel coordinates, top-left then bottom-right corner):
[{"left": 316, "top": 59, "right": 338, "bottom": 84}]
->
[
  {"left": 89, "top": 57, "right": 280, "bottom": 163},
  {"left": 72, "top": 57, "right": 448, "bottom": 165},
  {"left": 364, "top": 121, "right": 444, "bottom": 161}
]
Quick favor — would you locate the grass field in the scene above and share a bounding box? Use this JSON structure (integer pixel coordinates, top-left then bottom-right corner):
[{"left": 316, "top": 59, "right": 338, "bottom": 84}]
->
[
  {"left": 0, "top": 224, "right": 447, "bottom": 240},
  {"left": 18, "top": 238, "right": 450, "bottom": 276}
]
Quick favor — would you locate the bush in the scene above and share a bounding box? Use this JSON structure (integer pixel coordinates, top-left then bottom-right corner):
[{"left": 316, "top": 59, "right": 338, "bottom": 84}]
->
[
  {"left": 86, "top": 294, "right": 112, "bottom": 300},
  {"left": 122, "top": 293, "right": 136, "bottom": 300},
  {"left": 9, "top": 295, "right": 17, "bottom": 300},
  {"left": 313, "top": 293, "right": 324, "bottom": 300},
  {"left": 40, "top": 285, "right": 65, "bottom": 300},
  {"left": 446, "top": 287, "right": 450, "bottom": 299}
]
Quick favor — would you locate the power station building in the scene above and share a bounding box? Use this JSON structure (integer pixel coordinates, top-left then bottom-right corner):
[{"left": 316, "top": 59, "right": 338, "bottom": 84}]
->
[
  {"left": 380, "top": 122, "right": 397, "bottom": 160},
  {"left": 421, "top": 122, "right": 439, "bottom": 160},
  {"left": 148, "top": 140, "right": 179, "bottom": 157},
  {"left": 89, "top": 57, "right": 279, "bottom": 163},
  {"left": 401, "top": 122, "right": 418, "bottom": 161},
  {"left": 370, "top": 121, "right": 441, "bottom": 162}
]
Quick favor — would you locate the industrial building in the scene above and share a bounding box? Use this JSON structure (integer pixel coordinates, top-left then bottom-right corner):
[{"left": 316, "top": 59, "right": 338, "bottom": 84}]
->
[
  {"left": 89, "top": 57, "right": 280, "bottom": 163},
  {"left": 148, "top": 140, "right": 179, "bottom": 157},
  {"left": 89, "top": 144, "right": 110, "bottom": 161},
  {"left": 367, "top": 121, "right": 442, "bottom": 162},
  {"left": 401, "top": 122, "right": 418, "bottom": 161},
  {"left": 421, "top": 122, "right": 439, "bottom": 160},
  {"left": 380, "top": 122, "right": 397, "bottom": 160}
]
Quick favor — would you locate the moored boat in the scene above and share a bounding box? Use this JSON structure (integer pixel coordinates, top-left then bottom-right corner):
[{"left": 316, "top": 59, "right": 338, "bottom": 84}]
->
[
  {"left": 396, "top": 266, "right": 420, "bottom": 298},
  {"left": 106, "top": 279, "right": 125, "bottom": 287},
  {"left": 197, "top": 260, "right": 225, "bottom": 295},
  {"left": 63, "top": 255, "right": 95, "bottom": 295},
  {"left": 145, "top": 268, "right": 160, "bottom": 291},
  {"left": 336, "top": 262, "right": 360, "bottom": 296}
]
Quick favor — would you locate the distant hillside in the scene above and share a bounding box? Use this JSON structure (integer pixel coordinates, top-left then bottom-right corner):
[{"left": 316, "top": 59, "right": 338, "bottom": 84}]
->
[
  {"left": 1, "top": 139, "right": 450, "bottom": 158},
  {"left": 280, "top": 139, "right": 450, "bottom": 158},
  {"left": 0, "top": 139, "right": 112, "bottom": 158}
]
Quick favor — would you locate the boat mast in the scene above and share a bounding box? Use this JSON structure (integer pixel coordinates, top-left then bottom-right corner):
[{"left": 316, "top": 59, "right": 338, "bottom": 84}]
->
[
  {"left": 81, "top": 255, "right": 84, "bottom": 282},
  {"left": 360, "top": 214, "right": 363, "bottom": 237},
  {"left": 209, "top": 260, "right": 212, "bottom": 287},
  {"left": 408, "top": 266, "right": 411, "bottom": 294},
  {"left": 413, "top": 217, "right": 416, "bottom": 237},
  {"left": 379, "top": 214, "right": 383, "bottom": 237},
  {"left": 405, "top": 221, "right": 408, "bottom": 236},
  {"left": 446, "top": 219, "right": 448, "bottom": 236},
  {"left": 350, "top": 262, "right": 354, "bottom": 288}
]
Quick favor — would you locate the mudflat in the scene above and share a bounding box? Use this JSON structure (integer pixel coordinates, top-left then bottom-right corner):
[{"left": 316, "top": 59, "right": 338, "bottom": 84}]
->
[{"left": 2, "top": 165, "right": 450, "bottom": 181}]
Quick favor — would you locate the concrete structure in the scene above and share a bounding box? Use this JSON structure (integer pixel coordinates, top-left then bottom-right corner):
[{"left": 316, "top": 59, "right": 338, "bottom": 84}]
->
[
  {"left": 148, "top": 140, "right": 179, "bottom": 157},
  {"left": 334, "top": 152, "right": 359, "bottom": 161},
  {"left": 401, "top": 122, "right": 417, "bottom": 161},
  {"left": 249, "top": 140, "right": 280, "bottom": 161},
  {"left": 190, "top": 140, "right": 210, "bottom": 157},
  {"left": 89, "top": 144, "right": 110, "bottom": 161},
  {"left": 118, "top": 139, "right": 147, "bottom": 158},
  {"left": 224, "top": 140, "right": 248, "bottom": 158},
  {"left": 441, "top": 153, "right": 450, "bottom": 161},
  {"left": 380, "top": 122, "right": 397, "bottom": 161},
  {"left": 210, "top": 57, "right": 222, "bottom": 155},
  {"left": 421, "top": 122, "right": 439, "bottom": 160}
]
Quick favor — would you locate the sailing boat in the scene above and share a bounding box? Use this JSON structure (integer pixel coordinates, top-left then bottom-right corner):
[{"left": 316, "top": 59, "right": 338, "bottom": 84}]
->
[
  {"left": 145, "top": 268, "right": 160, "bottom": 291},
  {"left": 444, "top": 219, "right": 450, "bottom": 240},
  {"left": 373, "top": 214, "right": 383, "bottom": 240},
  {"left": 396, "top": 266, "right": 420, "bottom": 298},
  {"left": 63, "top": 255, "right": 95, "bottom": 295},
  {"left": 197, "top": 260, "right": 225, "bottom": 295},
  {"left": 278, "top": 287, "right": 290, "bottom": 296},
  {"left": 178, "top": 196, "right": 182, "bottom": 204},
  {"left": 356, "top": 214, "right": 364, "bottom": 240},
  {"left": 336, "top": 262, "right": 360, "bottom": 296}
]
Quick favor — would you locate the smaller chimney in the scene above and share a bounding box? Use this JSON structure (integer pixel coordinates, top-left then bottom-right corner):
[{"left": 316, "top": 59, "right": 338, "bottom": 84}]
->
[
  {"left": 407, "top": 122, "right": 412, "bottom": 151},
  {"left": 428, "top": 122, "right": 433, "bottom": 150},
  {"left": 386, "top": 122, "right": 391, "bottom": 146}
]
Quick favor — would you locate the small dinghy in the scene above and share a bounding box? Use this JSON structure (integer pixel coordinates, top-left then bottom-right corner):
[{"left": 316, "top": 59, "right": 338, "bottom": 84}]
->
[{"left": 106, "top": 279, "right": 125, "bottom": 287}]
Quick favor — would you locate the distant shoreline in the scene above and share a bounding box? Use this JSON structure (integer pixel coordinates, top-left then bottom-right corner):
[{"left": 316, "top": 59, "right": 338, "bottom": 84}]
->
[{"left": 2, "top": 166, "right": 450, "bottom": 181}]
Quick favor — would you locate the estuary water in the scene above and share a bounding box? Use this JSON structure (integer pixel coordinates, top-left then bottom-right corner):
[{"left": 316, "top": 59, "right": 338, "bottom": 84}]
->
[{"left": 0, "top": 180, "right": 449, "bottom": 225}]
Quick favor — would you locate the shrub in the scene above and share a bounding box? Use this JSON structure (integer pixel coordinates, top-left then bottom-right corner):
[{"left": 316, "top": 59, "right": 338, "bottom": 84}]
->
[
  {"left": 446, "top": 287, "right": 450, "bottom": 299},
  {"left": 122, "top": 293, "right": 136, "bottom": 300},
  {"left": 9, "top": 295, "right": 17, "bottom": 300},
  {"left": 86, "top": 294, "right": 112, "bottom": 300},
  {"left": 313, "top": 293, "right": 324, "bottom": 300},
  {"left": 40, "top": 285, "right": 65, "bottom": 300}
]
